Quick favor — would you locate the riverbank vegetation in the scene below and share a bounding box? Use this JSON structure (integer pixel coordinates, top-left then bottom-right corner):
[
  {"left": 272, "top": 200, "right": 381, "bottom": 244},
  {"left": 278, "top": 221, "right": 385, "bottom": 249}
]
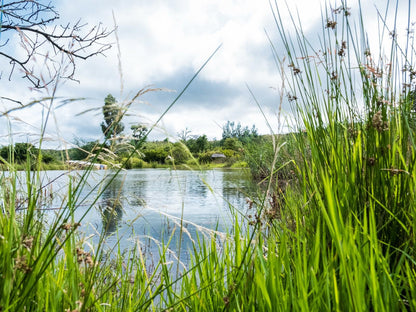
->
[
  {"left": 0, "top": 122, "right": 288, "bottom": 173},
  {"left": 1, "top": 0, "right": 416, "bottom": 310}
]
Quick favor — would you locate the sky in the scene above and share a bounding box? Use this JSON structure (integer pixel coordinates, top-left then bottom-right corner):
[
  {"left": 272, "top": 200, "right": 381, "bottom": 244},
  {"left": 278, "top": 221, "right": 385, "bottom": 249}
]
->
[{"left": 0, "top": 0, "right": 411, "bottom": 148}]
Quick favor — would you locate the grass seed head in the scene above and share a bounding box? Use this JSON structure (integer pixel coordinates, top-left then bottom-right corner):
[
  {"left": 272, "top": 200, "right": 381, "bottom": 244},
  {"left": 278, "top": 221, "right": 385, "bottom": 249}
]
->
[
  {"left": 22, "top": 236, "right": 34, "bottom": 250},
  {"left": 326, "top": 19, "right": 337, "bottom": 29},
  {"left": 372, "top": 110, "right": 389, "bottom": 132}
]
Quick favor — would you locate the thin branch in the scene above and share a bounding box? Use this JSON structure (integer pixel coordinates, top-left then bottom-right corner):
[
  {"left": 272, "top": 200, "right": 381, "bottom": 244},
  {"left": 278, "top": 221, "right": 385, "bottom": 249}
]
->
[{"left": 0, "top": 1, "right": 113, "bottom": 89}]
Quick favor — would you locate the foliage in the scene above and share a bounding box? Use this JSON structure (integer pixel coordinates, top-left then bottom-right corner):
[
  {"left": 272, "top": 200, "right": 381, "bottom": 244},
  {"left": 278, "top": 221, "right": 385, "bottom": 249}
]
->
[
  {"left": 101, "top": 94, "right": 125, "bottom": 143},
  {"left": 0, "top": 143, "right": 37, "bottom": 163},
  {"left": 244, "top": 136, "right": 275, "bottom": 180},
  {"left": 185, "top": 134, "right": 209, "bottom": 153},
  {"left": 221, "top": 121, "right": 258, "bottom": 143},
  {"left": 170, "top": 142, "right": 191, "bottom": 164},
  {"left": 222, "top": 137, "right": 242, "bottom": 152},
  {"left": 197, "top": 151, "right": 213, "bottom": 164},
  {"left": 130, "top": 157, "right": 145, "bottom": 168},
  {"left": 122, "top": 157, "right": 145, "bottom": 169},
  {"left": 177, "top": 127, "right": 192, "bottom": 142},
  {"left": 404, "top": 89, "right": 416, "bottom": 129},
  {"left": 40, "top": 153, "right": 55, "bottom": 164},
  {"left": 244, "top": 134, "right": 297, "bottom": 181},
  {"left": 40, "top": 149, "right": 65, "bottom": 163},
  {"left": 130, "top": 124, "right": 148, "bottom": 148},
  {"left": 220, "top": 148, "right": 237, "bottom": 158},
  {"left": 142, "top": 141, "right": 170, "bottom": 163},
  {"left": 270, "top": 0, "right": 416, "bottom": 254},
  {"left": 231, "top": 160, "right": 248, "bottom": 168},
  {"left": 68, "top": 140, "right": 101, "bottom": 161}
]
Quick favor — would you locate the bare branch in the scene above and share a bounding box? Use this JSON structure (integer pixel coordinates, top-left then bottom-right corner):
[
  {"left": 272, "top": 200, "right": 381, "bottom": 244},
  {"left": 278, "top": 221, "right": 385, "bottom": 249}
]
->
[{"left": 0, "top": 1, "right": 113, "bottom": 89}]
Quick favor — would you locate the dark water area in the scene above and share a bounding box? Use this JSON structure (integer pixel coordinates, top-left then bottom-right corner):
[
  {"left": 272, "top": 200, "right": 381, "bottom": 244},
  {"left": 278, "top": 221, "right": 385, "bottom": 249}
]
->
[{"left": 21, "top": 168, "right": 256, "bottom": 265}]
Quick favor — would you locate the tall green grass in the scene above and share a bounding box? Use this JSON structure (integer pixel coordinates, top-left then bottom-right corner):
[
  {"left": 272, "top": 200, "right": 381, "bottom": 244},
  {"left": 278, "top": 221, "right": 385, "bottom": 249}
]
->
[
  {"left": 272, "top": 0, "right": 416, "bottom": 252},
  {"left": 2, "top": 0, "right": 416, "bottom": 311},
  {"left": 163, "top": 0, "right": 416, "bottom": 310}
]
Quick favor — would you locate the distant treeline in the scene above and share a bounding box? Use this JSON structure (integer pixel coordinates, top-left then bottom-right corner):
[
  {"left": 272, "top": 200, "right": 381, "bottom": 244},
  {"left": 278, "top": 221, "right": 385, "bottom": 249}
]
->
[
  {"left": 0, "top": 121, "right": 299, "bottom": 181},
  {"left": 0, "top": 142, "right": 98, "bottom": 164}
]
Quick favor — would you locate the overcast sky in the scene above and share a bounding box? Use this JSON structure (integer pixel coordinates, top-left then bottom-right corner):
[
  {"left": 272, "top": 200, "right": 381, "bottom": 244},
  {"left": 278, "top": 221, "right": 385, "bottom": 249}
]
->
[{"left": 0, "top": 0, "right": 410, "bottom": 148}]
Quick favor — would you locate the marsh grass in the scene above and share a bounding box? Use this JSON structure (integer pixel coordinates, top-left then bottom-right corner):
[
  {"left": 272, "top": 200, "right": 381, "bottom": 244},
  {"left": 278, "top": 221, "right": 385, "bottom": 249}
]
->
[{"left": 2, "top": 0, "right": 416, "bottom": 311}]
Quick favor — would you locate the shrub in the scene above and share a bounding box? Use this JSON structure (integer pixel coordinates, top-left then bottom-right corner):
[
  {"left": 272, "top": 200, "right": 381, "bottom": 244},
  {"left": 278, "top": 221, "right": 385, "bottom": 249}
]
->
[
  {"left": 221, "top": 149, "right": 237, "bottom": 158},
  {"left": 198, "top": 152, "right": 213, "bottom": 164},
  {"left": 222, "top": 137, "right": 242, "bottom": 151},
  {"left": 41, "top": 153, "right": 55, "bottom": 164},
  {"left": 143, "top": 146, "right": 169, "bottom": 163},
  {"left": 130, "top": 157, "right": 144, "bottom": 168},
  {"left": 171, "top": 143, "right": 190, "bottom": 164}
]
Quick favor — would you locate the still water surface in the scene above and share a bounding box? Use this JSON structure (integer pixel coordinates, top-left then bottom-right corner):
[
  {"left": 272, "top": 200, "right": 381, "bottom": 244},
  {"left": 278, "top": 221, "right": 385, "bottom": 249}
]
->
[{"left": 35, "top": 168, "right": 254, "bottom": 262}]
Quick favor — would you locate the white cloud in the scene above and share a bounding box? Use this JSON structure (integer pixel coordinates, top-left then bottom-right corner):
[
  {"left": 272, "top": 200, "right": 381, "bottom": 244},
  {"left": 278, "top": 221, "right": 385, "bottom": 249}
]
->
[{"left": 0, "top": 0, "right": 411, "bottom": 147}]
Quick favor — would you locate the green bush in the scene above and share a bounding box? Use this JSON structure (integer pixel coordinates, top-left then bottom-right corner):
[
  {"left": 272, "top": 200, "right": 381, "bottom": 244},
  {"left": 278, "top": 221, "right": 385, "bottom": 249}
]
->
[
  {"left": 221, "top": 149, "right": 237, "bottom": 158},
  {"left": 185, "top": 134, "right": 209, "bottom": 153},
  {"left": 0, "top": 143, "right": 38, "bottom": 163},
  {"left": 198, "top": 152, "right": 213, "bottom": 164},
  {"left": 121, "top": 157, "right": 145, "bottom": 169},
  {"left": 222, "top": 137, "right": 242, "bottom": 151},
  {"left": 130, "top": 157, "right": 144, "bottom": 168},
  {"left": 41, "top": 153, "right": 55, "bottom": 164},
  {"left": 171, "top": 143, "right": 190, "bottom": 164},
  {"left": 68, "top": 140, "right": 101, "bottom": 160},
  {"left": 143, "top": 146, "right": 169, "bottom": 163}
]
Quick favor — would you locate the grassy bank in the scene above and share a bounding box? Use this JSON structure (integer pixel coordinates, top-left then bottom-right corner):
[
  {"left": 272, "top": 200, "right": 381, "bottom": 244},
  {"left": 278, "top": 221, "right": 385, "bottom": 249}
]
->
[
  {"left": 1, "top": 0, "right": 416, "bottom": 311},
  {"left": 0, "top": 159, "right": 248, "bottom": 171}
]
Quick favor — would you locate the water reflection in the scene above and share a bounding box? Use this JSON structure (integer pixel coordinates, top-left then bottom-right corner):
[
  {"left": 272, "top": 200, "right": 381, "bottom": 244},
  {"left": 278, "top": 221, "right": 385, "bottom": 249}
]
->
[
  {"left": 35, "top": 169, "right": 256, "bottom": 262},
  {"left": 99, "top": 174, "right": 125, "bottom": 235},
  {"left": 221, "top": 169, "right": 255, "bottom": 213}
]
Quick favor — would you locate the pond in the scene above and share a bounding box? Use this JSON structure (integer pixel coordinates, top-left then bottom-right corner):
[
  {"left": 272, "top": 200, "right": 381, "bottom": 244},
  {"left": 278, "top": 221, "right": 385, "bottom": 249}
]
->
[{"left": 25, "top": 168, "right": 256, "bottom": 264}]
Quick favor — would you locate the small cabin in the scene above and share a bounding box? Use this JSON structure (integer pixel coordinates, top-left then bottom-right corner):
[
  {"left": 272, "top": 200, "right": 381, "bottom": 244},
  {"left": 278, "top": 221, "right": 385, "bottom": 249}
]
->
[{"left": 211, "top": 153, "right": 226, "bottom": 163}]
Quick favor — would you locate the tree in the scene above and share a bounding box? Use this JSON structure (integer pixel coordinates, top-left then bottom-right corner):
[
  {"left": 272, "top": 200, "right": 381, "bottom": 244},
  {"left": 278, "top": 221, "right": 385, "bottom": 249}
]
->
[
  {"left": 0, "top": 146, "right": 8, "bottom": 162},
  {"left": 68, "top": 140, "right": 100, "bottom": 160},
  {"left": 40, "top": 152, "right": 55, "bottom": 164},
  {"left": 186, "top": 134, "right": 209, "bottom": 153},
  {"left": 0, "top": 143, "right": 37, "bottom": 163},
  {"left": 142, "top": 143, "right": 170, "bottom": 163},
  {"left": 131, "top": 124, "right": 148, "bottom": 148},
  {"left": 195, "top": 135, "right": 209, "bottom": 153},
  {"left": 101, "top": 94, "right": 125, "bottom": 143},
  {"left": 177, "top": 128, "right": 192, "bottom": 142},
  {"left": 0, "top": 1, "right": 112, "bottom": 89},
  {"left": 223, "top": 137, "right": 242, "bottom": 151},
  {"left": 221, "top": 121, "right": 258, "bottom": 144}
]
